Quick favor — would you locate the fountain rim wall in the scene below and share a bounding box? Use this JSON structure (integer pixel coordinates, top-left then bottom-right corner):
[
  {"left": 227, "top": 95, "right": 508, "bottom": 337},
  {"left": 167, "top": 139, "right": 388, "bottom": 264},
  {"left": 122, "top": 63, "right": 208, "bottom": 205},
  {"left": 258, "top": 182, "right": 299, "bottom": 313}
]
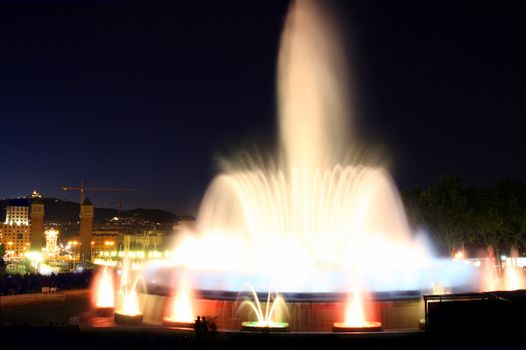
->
[{"left": 146, "top": 284, "right": 424, "bottom": 302}]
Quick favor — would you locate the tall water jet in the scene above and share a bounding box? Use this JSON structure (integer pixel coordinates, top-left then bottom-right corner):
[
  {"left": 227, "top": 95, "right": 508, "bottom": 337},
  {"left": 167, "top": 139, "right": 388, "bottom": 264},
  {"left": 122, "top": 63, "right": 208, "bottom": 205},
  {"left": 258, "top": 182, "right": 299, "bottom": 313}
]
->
[{"left": 277, "top": 0, "right": 351, "bottom": 171}]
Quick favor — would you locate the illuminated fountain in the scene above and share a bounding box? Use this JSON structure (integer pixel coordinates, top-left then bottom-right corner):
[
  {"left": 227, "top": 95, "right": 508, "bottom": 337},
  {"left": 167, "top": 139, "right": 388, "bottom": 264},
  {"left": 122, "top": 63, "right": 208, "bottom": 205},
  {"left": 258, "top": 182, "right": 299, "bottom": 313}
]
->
[
  {"left": 238, "top": 286, "right": 289, "bottom": 332},
  {"left": 142, "top": 0, "right": 479, "bottom": 331},
  {"left": 93, "top": 266, "right": 115, "bottom": 316},
  {"left": 114, "top": 259, "right": 145, "bottom": 325},
  {"left": 158, "top": 0, "right": 475, "bottom": 293},
  {"left": 162, "top": 271, "right": 195, "bottom": 328}
]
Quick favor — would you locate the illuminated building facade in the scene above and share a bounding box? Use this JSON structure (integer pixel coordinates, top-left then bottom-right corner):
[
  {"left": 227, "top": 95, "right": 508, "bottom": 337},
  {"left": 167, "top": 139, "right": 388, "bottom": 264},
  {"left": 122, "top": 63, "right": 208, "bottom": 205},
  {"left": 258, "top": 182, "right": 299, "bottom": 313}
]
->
[
  {"left": 4, "top": 199, "right": 29, "bottom": 225},
  {"left": 91, "top": 230, "right": 119, "bottom": 257},
  {"left": 69, "top": 230, "right": 120, "bottom": 262},
  {"left": 0, "top": 199, "right": 31, "bottom": 259},
  {"left": 122, "top": 230, "right": 164, "bottom": 251}
]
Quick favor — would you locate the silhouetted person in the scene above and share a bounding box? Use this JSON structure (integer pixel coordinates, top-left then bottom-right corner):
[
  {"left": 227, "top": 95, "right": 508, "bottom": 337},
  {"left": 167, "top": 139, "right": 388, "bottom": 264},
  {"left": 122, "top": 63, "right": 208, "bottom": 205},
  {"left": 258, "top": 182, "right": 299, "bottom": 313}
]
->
[
  {"left": 201, "top": 316, "right": 209, "bottom": 338},
  {"left": 194, "top": 315, "right": 202, "bottom": 336}
]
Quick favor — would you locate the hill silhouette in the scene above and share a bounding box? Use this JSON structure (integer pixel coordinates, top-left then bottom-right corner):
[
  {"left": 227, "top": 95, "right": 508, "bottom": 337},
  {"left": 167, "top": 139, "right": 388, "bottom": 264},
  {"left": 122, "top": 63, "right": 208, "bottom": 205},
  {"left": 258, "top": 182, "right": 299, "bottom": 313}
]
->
[{"left": 0, "top": 197, "right": 192, "bottom": 224}]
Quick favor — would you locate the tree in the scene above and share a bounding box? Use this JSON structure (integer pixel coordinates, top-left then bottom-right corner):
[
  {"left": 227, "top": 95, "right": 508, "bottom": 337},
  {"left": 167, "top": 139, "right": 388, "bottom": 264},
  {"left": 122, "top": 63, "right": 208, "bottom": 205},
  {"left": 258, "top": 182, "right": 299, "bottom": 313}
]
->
[{"left": 417, "top": 176, "right": 470, "bottom": 256}]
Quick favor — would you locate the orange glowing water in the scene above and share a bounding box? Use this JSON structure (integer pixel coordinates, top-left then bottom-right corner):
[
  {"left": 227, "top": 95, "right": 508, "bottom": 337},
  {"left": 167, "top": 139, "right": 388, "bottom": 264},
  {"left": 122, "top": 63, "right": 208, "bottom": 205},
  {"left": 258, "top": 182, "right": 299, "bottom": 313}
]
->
[
  {"left": 94, "top": 266, "right": 114, "bottom": 308},
  {"left": 345, "top": 289, "right": 366, "bottom": 326},
  {"left": 165, "top": 273, "right": 194, "bottom": 323},
  {"left": 341, "top": 287, "right": 378, "bottom": 328},
  {"left": 480, "top": 247, "right": 525, "bottom": 292},
  {"left": 503, "top": 248, "right": 525, "bottom": 290}
]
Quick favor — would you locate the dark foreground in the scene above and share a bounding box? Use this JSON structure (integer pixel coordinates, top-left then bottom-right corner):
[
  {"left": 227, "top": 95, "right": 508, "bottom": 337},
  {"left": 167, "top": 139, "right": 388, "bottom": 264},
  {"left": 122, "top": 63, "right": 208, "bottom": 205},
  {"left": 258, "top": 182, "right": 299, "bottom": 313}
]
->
[
  {"left": 2, "top": 290, "right": 526, "bottom": 350},
  {"left": 1, "top": 324, "right": 526, "bottom": 350}
]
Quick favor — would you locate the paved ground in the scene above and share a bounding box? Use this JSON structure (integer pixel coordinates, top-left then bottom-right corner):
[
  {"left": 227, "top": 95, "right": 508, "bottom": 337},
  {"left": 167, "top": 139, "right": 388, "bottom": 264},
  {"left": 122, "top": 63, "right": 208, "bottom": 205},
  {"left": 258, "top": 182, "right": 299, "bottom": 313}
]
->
[{"left": 1, "top": 290, "right": 90, "bottom": 325}]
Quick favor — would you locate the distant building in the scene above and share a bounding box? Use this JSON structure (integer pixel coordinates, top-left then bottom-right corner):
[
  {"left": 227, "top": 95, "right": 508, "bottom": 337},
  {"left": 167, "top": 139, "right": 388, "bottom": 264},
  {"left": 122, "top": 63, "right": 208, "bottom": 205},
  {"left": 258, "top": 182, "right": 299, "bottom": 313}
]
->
[
  {"left": 0, "top": 199, "right": 31, "bottom": 259},
  {"left": 4, "top": 198, "right": 29, "bottom": 225},
  {"left": 91, "top": 229, "right": 120, "bottom": 257},
  {"left": 79, "top": 198, "right": 94, "bottom": 262},
  {"left": 30, "top": 197, "right": 45, "bottom": 250},
  {"left": 122, "top": 230, "right": 165, "bottom": 251},
  {"left": 31, "top": 190, "right": 42, "bottom": 199}
]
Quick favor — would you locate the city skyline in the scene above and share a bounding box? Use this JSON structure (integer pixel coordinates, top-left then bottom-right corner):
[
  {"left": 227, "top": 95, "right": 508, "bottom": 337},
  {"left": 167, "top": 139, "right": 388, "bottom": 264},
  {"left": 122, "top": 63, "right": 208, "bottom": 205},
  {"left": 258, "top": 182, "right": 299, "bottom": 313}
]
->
[{"left": 1, "top": 0, "right": 524, "bottom": 215}]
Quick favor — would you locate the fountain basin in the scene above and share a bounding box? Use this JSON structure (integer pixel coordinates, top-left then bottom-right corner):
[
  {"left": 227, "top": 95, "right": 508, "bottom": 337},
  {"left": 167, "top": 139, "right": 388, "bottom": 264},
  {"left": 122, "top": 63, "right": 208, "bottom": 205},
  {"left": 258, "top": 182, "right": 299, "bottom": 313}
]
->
[
  {"left": 333, "top": 321, "right": 382, "bottom": 332},
  {"left": 136, "top": 290, "right": 422, "bottom": 332},
  {"left": 162, "top": 317, "right": 194, "bottom": 329},
  {"left": 241, "top": 321, "right": 289, "bottom": 332},
  {"left": 96, "top": 307, "right": 114, "bottom": 317},
  {"left": 114, "top": 311, "right": 143, "bottom": 326}
]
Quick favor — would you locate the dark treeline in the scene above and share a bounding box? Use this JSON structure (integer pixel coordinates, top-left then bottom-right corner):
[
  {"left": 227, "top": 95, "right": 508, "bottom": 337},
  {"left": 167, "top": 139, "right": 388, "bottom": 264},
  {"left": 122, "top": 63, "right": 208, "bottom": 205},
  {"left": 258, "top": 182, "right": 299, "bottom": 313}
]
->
[
  {"left": 0, "top": 270, "right": 93, "bottom": 295},
  {"left": 403, "top": 176, "right": 526, "bottom": 258}
]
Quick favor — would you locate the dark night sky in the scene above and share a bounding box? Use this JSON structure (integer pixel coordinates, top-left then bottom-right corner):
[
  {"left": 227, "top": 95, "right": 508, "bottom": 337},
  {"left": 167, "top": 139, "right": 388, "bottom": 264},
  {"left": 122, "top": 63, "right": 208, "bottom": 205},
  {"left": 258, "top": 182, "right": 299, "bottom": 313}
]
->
[{"left": 0, "top": 0, "right": 524, "bottom": 215}]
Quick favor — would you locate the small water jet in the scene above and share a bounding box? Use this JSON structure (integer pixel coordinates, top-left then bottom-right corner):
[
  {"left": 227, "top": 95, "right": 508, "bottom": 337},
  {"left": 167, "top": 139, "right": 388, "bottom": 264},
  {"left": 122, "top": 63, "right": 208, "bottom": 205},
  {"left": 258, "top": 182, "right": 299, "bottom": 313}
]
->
[
  {"left": 479, "top": 247, "right": 525, "bottom": 292},
  {"left": 503, "top": 248, "right": 526, "bottom": 291},
  {"left": 114, "top": 259, "right": 145, "bottom": 326},
  {"left": 93, "top": 266, "right": 115, "bottom": 316},
  {"left": 238, "top": 286, "right": 289, "bottom": 332},
  {"left": 333, "top": 287, "right": 382, "bottom": 332},
  {"left": 162, "top": 271, "right": 195, "bottom": 328}
]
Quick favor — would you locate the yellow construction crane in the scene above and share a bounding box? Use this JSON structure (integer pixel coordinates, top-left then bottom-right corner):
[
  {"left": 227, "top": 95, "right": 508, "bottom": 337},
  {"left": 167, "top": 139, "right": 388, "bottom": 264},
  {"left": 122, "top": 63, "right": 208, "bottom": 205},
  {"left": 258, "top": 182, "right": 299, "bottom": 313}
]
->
[{"left": 61, "top": 181, "right": 136, "bottom": 204}]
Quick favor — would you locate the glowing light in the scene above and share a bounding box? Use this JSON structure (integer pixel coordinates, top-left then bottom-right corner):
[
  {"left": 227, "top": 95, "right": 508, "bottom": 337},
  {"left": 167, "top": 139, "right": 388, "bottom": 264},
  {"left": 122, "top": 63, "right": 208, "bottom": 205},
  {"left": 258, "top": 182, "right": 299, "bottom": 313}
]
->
[
  {"left": 93, "top": 259, "right": 117, "bottom": 267},
  {"left": 25, "top": 251, "right": 43, "bottom": 263},
  {"left": 453, "top": 250, "right": 465, "bottom": 260},
  {"left": 38, "top": 263, "right": 58, "bottom": 275},
  {"left": 94, "top": 266, "right": 115, "bottom": 308}
]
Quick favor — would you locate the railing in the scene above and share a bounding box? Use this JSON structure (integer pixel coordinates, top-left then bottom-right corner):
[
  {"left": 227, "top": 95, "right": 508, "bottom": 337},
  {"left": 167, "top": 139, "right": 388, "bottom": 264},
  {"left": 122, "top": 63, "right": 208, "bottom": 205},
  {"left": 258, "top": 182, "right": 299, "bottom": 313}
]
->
[{"left": 422, "top": 292, "right": 503, "bottom": 331}]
